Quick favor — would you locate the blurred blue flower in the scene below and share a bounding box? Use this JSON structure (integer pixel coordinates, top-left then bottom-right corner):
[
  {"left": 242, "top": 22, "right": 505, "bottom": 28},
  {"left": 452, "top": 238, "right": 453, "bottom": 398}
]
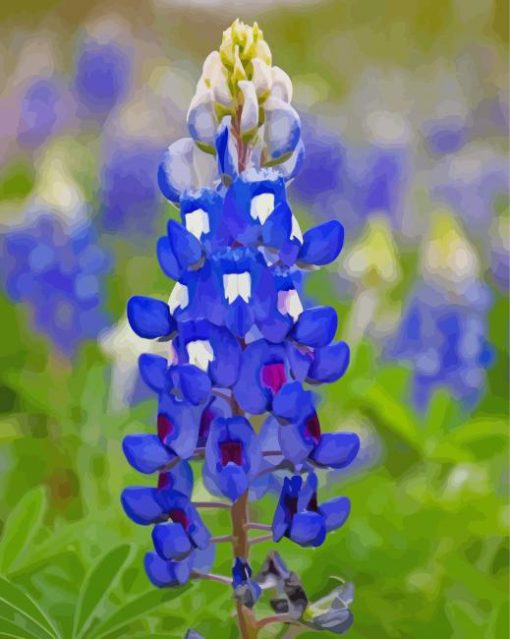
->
[
  {"left": 388, "top": 283, "right": 493, "bottom": 411},
  {"left": 17, "top": 78, "right": 63, "bottom": 149},
  {"left": 100, "top": 142, "right": 163, "bottom": 234},
  {"left": 422, "top": 116, "right": 470, "bottom": 155},
  {"left": 1, "top": 214, "right": 111, "bottom": 357},
  {"left": 74, "top": 39, "right": 131, "bottom": 118}
]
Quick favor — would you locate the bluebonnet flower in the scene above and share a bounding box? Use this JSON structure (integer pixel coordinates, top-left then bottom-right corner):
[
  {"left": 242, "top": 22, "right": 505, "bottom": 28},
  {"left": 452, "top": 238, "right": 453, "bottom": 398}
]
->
[
  {"left": 272, "top": 473, "right": 351, "bottom": 547},
  {"left": 74, "top": 38, "right": 131, "bottom": 119},
  {"left": 1, "top": 214, "right": 110, "bottom": 357},
  {"left": 121, "top": 20, "right": 358, "bottom": 635}
]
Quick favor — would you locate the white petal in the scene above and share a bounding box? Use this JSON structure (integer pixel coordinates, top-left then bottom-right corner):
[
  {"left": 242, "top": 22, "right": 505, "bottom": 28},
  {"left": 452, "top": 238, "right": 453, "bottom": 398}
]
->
[
  {"left": 186, "top": 340, "right": 214, "bottom": 371},
  {"left": 238, "top": 80, "right": 259, "bottom": 135},
  {"left": 223, "top": 272, "right": 252, "bottom": 304},
  {"left": 185, "top": 208, "right": 210, "bottom": 239},
  {"left": 187, "top": 89, "right": 218, "bottom": 148},
  {"left": 168, "top": 283, "right": 189, "bottom": 313},
  {"left": 277, "top": 289, "right": 303, "bottom": 321},
  {"left": 271, "top": 66, "right": 293, "bottom": 102},
  {"left": 263, "top": 97, "right": 301, "bottom": 162},
  {"left": 251, "top": 58, "right": 272, "bottom": 96},
  {"left": 250, "top": 192, "right": 275, "bottom": 224}
]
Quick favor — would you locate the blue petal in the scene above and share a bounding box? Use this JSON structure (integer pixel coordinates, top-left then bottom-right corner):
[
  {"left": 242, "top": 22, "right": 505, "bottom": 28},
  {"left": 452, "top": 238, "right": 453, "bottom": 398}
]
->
[
  {"left": 278, "top": 422, "right": 314, "bottom": 464},
  {"left": 167, "top": 220, "right": 203, "bottom": 270},
  {"left": 264, "top": 97, "right": 301, "bottom": 163},
  {"left": 209, "top": 326, "right": 241, "bottom": 387},
  {"left": 308, "top": 341, "right": 350, "bottom": 383},
  {"left": 181, "top": 188, "right": 229, "bottom": 249},
  {"left": 144, "top": 552, "right": 192, "bottom": 587},
  {"left": 217, "top": 463, "right": 248, "bottom": 502},
  {"left": 291, "top": 306, "right": 337, "bottom": 348},
  {"left": 191, "top": 543, "right": 216, "bottom": 575},
  {"left": 262, "top": 201, "right": 292, "bottom": 249},
  {"left": 272, "top": 382, "right": 314, "bottom": 422},
  {"left": 121, "top": 487, "right": 166, "bottom": 525},
  {"left": 186, "top": 506, "right": 211, "bottom": 549},
  {"left": 123, "top": 434, "right": 175, "bottom": 474},
  {"left": 158, "top": 138, "right": 199, "bottom": 204},
  {"left": 298, "top": 220, "right": 344, "bottom": 266},
  {"left": 138, "top": 353, "right": 168, "bottom": 393},
  {"left": 152, "top": 522, "right": 193, "bottom": 560},
  {"left": 158, "top": 461, "right": 194, "bottom": 498},
  {"left": 310, "top": 433, "right": 360, "bottom": 469},
  {"left": 272, "top": 475, "right": 302, "bottom": 542},
  {"left": 319, "top": 496, "right": 351, "bottom": 532},
  {"left": 177, "top": 364, "right": 212, "bottom": 405},
  {"left": 216, "top": 116, "right": 238, "bottom": 182},
  {"left": 127, "top": 296, "right": 175, "bottom": 339},
  {"left": 226, "top": 298, "right": 255, "bottom": 338},
  {"left": 158, "top": 394, "right": 201, "bottom": 459},
  {"left": 289, "top": 511, "right": 326, "bottom": 547},
  {"left": 157, "top": 236, "right": 181, "bottom": 280}
]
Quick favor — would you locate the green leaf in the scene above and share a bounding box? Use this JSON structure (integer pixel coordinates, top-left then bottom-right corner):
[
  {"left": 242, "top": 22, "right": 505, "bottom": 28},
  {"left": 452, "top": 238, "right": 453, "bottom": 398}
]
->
[
  {"left": 90, "top": 585, "right": 192, "bottom": 638},
  {"left": 0, "top": 576, "right": 59, "bottom": 638},
  {"left": 0, "top": 487, "right": 47, "bottom": 575},
  {"left": 0, "top": 617, "right": 42, "bottom": 639},
  {"left": 73, "top": 544, "right": 132, "bottom": 639}
]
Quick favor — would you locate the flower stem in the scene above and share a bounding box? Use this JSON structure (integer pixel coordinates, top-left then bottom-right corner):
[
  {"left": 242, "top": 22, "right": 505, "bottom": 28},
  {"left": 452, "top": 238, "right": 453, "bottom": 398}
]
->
[
  {"left": 193, "top": 501, "right": 231, "bottom": 509},
  {"left": 192, "top": 571, "right": 232, "bottom": 586},
  {"left": 231, "top": 491, "right": 259, "bottom": 639},
  {"left": 249, "top": 533, "right": 273, "bottom": 546},
  {"left": 244, "top": 523, "right": 272, "bottom": 531}
]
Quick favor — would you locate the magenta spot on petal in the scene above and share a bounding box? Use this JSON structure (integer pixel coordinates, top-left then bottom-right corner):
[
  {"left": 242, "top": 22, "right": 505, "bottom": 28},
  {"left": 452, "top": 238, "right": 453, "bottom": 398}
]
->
[
  {"left": 157, "top": 414, "right": 173, "bottom": 442},
  {"left": 158, "top": 472, "right": 171, "bottom": 490},
  {"left": 284, "top": 495, "right": 298, "bottom": 518},
  {"left": 198, "top": 407, "right": 215, "bottom": 447},
  {"left": 169, "top": 508, "right": 189, "bottom": 530},
  {"left": 304, "top": 413, "right": 321, "bottom": 444},
  {"left": 260, "top": 361, "right": 287, "bottom": 395},
  {"left": 220, "top": 441, "right": 243, "bottom": 466}
]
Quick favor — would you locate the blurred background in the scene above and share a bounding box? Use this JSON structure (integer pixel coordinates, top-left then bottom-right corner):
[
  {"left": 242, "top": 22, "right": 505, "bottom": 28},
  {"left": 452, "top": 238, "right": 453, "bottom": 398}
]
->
[{"left": 0, "top": 1, "right": 508, "bottom": 637}]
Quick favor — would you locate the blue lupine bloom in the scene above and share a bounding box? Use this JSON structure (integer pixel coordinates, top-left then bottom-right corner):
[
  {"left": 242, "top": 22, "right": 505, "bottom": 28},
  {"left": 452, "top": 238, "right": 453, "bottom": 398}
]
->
[
  {"left": 121, "top": 22, "right": 359, "bottom": 615},
  {"left": 389, "top": 283, "right": 493, "bottom": 411},
  {"left": 422, "top": 116, "right": 470, "bottom": 155},
  {"left": 272, "top": 473, "right": 351, "bottom": 547},
  {"left": 1, "top": 214, "right": 110, "bottom": 357},
  {"left": 17, "top": 78, "right": 63, "bottom": 149},
  {"left": 74, "top": 38, "right": 131, "bottom": 118}
]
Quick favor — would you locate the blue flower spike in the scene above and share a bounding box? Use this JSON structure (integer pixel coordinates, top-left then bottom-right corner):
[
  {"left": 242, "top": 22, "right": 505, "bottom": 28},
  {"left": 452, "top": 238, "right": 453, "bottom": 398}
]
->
[{"left": 121, "top": 20, "right": 357, "bottom": 636}]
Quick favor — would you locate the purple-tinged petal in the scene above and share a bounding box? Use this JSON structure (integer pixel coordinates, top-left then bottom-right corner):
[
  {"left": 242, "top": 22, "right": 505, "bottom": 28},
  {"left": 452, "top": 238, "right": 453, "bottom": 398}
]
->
[
  {"left": 158, "top": 394, "right": 201, "bottom": 459},
  {"left": 158, "top": 460, "right": 194, "bottom": 498}
]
